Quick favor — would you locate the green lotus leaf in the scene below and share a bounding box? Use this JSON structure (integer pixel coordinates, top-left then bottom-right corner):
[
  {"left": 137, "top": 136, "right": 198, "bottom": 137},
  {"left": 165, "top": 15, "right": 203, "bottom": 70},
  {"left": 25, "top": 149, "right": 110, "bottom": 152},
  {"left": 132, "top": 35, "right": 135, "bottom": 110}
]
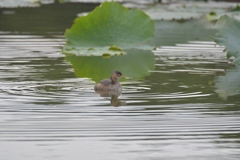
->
[
  {"left": 231, "top": 5, "right": 240, "bottom": 12},
  {"left": 64, "top": 1, "right": 155, "bottom": 52},
  {"left": 212, "top": 15, "right": 240, "bottom": 65}
]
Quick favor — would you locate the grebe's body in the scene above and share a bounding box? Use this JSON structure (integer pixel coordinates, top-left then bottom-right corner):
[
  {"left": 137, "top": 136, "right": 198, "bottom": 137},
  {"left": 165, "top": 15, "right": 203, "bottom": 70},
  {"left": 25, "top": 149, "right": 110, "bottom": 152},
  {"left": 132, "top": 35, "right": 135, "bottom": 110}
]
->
[{"left": 94, "top": 71, "right": 124, "bottom": 91}]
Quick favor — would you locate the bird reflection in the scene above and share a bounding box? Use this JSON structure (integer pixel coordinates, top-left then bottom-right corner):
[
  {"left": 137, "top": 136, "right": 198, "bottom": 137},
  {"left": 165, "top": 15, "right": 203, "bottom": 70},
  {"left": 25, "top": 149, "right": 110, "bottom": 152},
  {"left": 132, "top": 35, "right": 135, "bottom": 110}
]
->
[{"left": 94, "top": 90, "right": 126, "bottom": 107}]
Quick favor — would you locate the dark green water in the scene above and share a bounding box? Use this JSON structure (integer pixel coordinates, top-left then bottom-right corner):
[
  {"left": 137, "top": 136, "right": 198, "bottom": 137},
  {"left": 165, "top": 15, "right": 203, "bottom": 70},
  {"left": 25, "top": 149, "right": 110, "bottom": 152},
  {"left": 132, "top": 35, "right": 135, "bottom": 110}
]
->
[{"left": 0, "top": 2, "right": 239, "bottom": 160}]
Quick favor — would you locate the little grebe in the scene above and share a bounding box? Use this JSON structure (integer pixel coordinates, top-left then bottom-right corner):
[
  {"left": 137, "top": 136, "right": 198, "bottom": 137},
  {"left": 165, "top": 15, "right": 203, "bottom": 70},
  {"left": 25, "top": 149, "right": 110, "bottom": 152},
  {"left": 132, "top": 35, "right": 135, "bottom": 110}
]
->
[{"left": 94, "top": 71, "right": 124, "bottom": 91}]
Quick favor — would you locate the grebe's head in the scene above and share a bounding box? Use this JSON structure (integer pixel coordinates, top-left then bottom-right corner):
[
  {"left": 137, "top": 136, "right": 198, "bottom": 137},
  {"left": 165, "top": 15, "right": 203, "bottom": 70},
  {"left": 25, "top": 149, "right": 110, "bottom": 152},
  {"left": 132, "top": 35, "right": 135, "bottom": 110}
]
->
[{"left": 111, "top": 71, "right": 124, "bottom": 79}]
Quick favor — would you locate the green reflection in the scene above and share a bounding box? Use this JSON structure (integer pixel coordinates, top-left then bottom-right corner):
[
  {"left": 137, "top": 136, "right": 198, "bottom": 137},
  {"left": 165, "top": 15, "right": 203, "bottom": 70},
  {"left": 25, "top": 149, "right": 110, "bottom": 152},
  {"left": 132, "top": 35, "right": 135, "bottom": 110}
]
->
[
  {"left": 95, "top": 90, "right": 126, "bottom": 107},
  {"left": 215, "top": 66, "right": 240, "bottom": 100},
  {"left": 64, "top": 49, "right": 155, "bottom": 82}
]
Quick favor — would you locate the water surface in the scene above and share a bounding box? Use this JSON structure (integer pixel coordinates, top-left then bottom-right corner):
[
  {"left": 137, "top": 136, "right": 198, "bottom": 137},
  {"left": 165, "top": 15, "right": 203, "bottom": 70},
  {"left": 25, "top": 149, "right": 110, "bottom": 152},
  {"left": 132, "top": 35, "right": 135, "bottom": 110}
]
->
[{"left": 0, "top": 3, "right": 240, "bottom": 160}]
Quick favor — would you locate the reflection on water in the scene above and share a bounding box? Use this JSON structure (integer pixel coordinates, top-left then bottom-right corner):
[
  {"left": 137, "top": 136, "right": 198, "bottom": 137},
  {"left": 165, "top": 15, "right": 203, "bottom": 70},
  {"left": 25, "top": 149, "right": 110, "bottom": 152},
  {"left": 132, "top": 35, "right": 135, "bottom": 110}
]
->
[
  {"left": 215, "top": 66, "right": 240, "bottom": 100},
  {"left": 64, "top": 49, "right": 155, "bottom": 82},
  {"left": 0, "top": 35, "right": 240, "bottom": 159},
  {"left": 95, "top": 90, "right": 126, "bottom": 107}
]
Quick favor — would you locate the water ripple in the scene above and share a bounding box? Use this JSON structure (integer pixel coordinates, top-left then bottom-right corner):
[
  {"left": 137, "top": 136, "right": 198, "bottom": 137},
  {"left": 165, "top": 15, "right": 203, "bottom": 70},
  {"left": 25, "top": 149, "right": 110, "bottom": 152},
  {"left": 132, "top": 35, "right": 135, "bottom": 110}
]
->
[{"left": 0, "top": 34, "right": 239, "bottom": 160}]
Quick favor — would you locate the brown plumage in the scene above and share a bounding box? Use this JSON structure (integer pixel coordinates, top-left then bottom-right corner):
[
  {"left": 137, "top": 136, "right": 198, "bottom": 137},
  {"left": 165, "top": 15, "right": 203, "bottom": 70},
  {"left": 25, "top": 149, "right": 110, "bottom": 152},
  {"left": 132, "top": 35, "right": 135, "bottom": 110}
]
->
[{"left": 94, "top": 71, "right": 124, "bottom": 91}]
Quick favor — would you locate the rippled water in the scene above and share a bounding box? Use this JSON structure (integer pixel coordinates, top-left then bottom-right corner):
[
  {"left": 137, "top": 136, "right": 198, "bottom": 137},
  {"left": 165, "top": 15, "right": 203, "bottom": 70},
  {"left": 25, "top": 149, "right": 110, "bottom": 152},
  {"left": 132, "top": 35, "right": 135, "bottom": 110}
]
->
[
  {"left": 0, "top": 33, "right": 239, "bottom": 160},
  {"left": 1, "top": 2, "right": 240, "bottom": 158}
]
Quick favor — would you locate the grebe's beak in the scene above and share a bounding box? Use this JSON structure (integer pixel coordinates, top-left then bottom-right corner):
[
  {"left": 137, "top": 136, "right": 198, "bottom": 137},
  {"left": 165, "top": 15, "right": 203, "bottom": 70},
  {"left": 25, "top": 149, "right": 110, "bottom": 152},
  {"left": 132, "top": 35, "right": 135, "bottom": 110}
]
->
[
  {"left": 117, "top": 75, "right": 125, "bottom": 79},
  {"left": 123, "top": 76, "right": 132, "bottom": 79}
]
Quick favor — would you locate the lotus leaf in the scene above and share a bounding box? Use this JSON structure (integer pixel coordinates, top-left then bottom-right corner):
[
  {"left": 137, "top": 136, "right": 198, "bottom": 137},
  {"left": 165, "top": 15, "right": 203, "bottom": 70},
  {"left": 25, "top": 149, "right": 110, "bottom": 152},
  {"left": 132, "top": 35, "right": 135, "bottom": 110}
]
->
[
  {"left": 64, "top": 1, "right": 155, "bottom": 55},
  {"left": 206, "top": 11, "right": 240, "bottom": 22},
  {"left": 145, "top": 10, "right": 202, "bottom": 21},
  {"left": 150, "top": 20, "right": 216, "bottom": 47},
  {"left": 0, "top": 0, "right": 44, "bottom": 7},
  {"left": 212, "top": 15, "right": 240, "bottom": 65}
]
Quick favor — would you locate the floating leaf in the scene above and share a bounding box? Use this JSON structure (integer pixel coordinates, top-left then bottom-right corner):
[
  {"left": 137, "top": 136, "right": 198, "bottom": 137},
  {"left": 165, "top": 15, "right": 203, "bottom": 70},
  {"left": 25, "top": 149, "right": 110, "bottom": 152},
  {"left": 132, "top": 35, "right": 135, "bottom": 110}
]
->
[
  {"left": 62, "top": 46, "right": 126, "bottom": 56},
  {"left": 145, "top": 10, "right": 202, "bottom": 21},
  {"left": 0, "top": 0, "right": 45, "bottom": 8},
  {"left": 64, "top": 1, "right": 155, "bottom": 55},
  {"left": 206, "top": 11, "right": 240, "bottom": 22},
  {"left": 150, "top": 20, "right": 216, "bottom": 47},
  {"left": 212, "top": 15, "right": 240, "bottom": 65},
  {"left": 231, "top": 5, "right": 240, "bottom": 12},
  {"left": 144, "top": 2, "right": 227, "bottom": 21},
  {"left": 206, "top": 11, "right": 219, "bottom": 22},
  {"left": 144, "top": 2, "right": 238, "bottom": 21}
]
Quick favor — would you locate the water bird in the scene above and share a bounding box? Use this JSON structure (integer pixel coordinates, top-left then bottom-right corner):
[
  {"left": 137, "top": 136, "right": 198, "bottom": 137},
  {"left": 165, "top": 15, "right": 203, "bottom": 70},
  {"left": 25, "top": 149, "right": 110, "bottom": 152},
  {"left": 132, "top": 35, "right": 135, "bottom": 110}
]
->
[{"left": 94, "top": 71, "right": 124, "bottom": 91}]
